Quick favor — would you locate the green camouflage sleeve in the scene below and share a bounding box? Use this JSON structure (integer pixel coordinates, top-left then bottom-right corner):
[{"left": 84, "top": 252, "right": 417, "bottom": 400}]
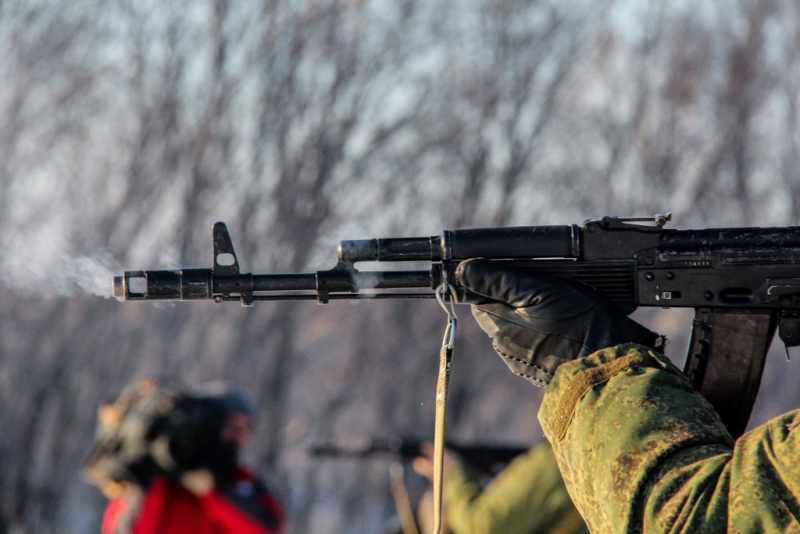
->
[
  {"left": 537, "top": 342, "right": 800, "bottom": 533},
  {"left": 442, "top": 442, "right": 588, "bottom": 534}
]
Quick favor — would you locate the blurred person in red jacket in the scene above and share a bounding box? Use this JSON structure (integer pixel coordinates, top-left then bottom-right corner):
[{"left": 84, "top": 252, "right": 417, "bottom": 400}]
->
[{"left": 87, "top": 378, "right": 286, "bottom": 534}]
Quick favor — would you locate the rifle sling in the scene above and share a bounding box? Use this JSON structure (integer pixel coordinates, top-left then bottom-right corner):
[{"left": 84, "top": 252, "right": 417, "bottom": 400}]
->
[
  {"left": 683, "top": 308, "right": 778, "bottom": 438},
  {"left": 432, "top": 343, "right": 452, "bottom": 534}
]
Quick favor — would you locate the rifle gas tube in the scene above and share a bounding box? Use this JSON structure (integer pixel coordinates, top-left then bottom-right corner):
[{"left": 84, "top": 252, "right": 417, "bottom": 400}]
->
[{"left": 113, "top": 216, "right": 800, "bottom": 436}]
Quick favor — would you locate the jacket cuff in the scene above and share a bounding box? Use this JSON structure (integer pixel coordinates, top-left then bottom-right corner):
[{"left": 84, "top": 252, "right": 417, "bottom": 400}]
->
[{"left": 539, "top": 343, "right": 685, "bottom": 442}]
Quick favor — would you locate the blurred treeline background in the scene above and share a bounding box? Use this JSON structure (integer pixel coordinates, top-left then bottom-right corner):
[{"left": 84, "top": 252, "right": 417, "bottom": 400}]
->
[{"left": 1, "top": 0, "right": 800, "bottom": 532}]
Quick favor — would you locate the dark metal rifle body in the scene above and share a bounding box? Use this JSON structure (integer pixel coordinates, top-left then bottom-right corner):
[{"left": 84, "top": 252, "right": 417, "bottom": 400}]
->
[
  {"left": 113, "top": 217, "right": 800, "bottom": 311},
  {"left": 309, "top": 437, "right": 529, "bottom": 475},
  {"left": 112, "top": 216, "right": 800, "bottom": 436}
]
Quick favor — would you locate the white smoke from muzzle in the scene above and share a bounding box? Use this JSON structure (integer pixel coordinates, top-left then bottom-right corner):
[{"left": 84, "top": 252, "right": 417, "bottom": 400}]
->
[
  {"left": 71, "top": 254, "right": 121, "bottom": 298},
  {"left": 0, "top": 228, "right": 122, "bottom": 299}
]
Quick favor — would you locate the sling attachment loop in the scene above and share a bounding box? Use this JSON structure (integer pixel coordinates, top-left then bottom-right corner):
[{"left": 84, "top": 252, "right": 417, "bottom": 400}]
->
[
  {"left": 437, "top": 283, "right": 458, "bottom": 350},
  {"left": 432, "top": 283, "right": 457, "bottom": 534}
]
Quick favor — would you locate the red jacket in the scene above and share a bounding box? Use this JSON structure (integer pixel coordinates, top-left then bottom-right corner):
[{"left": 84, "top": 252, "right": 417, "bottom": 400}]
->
[{"left": 102, "top": 468, "right": 285, "bottom": 534}]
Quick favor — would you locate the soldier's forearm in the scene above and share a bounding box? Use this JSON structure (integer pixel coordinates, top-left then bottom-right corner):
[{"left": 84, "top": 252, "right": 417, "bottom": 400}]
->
[{"left": 538, "top": 344, "right": 733, "bottom": 533}]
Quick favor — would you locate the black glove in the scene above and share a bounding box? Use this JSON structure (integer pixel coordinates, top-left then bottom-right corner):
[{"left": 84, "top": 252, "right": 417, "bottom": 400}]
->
[{"left": 456, "top": 258, "right": 660, "bottom": 387}]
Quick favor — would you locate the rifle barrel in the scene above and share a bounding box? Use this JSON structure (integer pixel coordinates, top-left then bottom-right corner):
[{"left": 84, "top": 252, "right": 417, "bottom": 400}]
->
[{"left": 113, "top": 269, "right": 435, "bottom": 301}]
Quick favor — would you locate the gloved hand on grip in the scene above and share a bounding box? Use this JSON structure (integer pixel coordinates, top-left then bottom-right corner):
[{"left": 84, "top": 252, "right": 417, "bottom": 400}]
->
[{"left": 455, "top": 258, "right": 661, "bottom": 387}]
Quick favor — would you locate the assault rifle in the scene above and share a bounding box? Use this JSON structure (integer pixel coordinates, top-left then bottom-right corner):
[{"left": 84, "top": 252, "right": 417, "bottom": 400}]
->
[
  {"left": 309, "top": 437, "right": 528, "bottom": 475},
  {"left": 112, "top": 214, "right": 800, "bottom": 437}
]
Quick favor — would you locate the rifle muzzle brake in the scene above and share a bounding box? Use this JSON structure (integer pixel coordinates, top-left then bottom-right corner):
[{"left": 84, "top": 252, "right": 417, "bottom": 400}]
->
[{"left": 112, "top": 270, "right": 214, "bottom": 301}]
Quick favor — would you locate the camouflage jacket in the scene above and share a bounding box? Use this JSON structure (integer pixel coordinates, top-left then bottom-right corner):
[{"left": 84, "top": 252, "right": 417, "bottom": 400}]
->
[
  {"left": 538, "top": 343, "right": 800, "bottom": 533},
  {"left": 442, "top": 441, "right": 589, "bottom": 534}
]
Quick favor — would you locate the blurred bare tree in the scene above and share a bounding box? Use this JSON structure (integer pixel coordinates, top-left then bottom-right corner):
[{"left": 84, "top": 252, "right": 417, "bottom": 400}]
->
[{"left": 0, "top": 0, "right": 799, "bottom": 532}]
